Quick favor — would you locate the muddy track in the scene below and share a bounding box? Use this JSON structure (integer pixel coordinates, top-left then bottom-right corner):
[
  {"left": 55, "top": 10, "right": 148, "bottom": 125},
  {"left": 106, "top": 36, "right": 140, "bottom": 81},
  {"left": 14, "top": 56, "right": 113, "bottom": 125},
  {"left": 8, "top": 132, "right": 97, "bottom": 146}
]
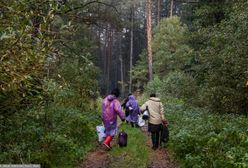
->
[
  {"left": 76, "top": 143, "right": 111, "bottom": 168},
  {"left": 77, "top": 125, "right": 178, "bottom": 168},
  {"left": 141, "top": 125, "right": 178, "bottom": 168}
]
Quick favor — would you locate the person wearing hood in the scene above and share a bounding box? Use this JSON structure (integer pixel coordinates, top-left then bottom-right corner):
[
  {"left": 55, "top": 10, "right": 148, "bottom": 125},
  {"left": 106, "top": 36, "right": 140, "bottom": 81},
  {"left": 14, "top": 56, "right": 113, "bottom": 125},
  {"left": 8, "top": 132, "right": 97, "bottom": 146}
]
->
[
  {"left": 125, "top": 94, "right": 140, "bottom": 127},
  {"left": 140, "top": 93, "right": 167, "bottom": 150},
  {"left": 101, "top": 88, "right": 125, "bottom": 149},
  {"left": 121, "top": 93, "right": 132, "bottom": 124}
]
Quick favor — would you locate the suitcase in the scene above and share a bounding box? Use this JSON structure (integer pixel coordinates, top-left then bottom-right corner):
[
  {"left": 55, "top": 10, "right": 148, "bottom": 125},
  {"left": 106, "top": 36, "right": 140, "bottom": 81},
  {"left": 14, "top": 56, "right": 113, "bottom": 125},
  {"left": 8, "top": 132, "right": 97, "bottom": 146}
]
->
[{"left": 118, "top": 131, "right": 128, "bottom": 147}]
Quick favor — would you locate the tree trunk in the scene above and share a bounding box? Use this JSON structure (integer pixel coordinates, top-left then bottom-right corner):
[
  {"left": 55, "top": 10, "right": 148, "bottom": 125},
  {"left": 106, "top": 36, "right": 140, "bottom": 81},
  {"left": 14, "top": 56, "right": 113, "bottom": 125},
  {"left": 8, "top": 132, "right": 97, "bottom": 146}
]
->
[
  {"left": 170, "top": 0, "right": 174, "bottom": 17},
  {"left": 129, "top": 3, "right": 134, "bottom": 93},
  {"left": 119, "top": 33, "right": 124, "bottom": 96},
  {"left": 146, "top": 0, "right": 153, "bottom": 81},
  {"left": 107, "top": 27, "right": 113, "bottom": 93},
  {"left": 105, "top": 24, "right": 113, "bottom": 93},
  {"left": 104, "top": 28, "right": 107, "bottom": 79},
  {"left": 157, "top": 0, "right": 161, "bottom": 26}
]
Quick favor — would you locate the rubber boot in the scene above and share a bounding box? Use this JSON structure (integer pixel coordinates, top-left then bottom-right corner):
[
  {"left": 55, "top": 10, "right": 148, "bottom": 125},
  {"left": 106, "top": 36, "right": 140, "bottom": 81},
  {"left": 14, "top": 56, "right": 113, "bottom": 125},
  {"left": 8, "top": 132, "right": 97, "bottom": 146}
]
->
[{"left": 103, "top": 136, "right": 113, "bottom": 149}]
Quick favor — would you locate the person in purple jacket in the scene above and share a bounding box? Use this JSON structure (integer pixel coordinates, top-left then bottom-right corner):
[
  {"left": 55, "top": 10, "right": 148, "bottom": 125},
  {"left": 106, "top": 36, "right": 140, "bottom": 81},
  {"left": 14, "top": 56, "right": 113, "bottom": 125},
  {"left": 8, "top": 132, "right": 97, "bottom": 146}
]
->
[
  {"left": 102, "top": 88, "right": 125, "bottom": 149},
  {"left": 125, "top": 94, "right": 140, "bottom": 128}
]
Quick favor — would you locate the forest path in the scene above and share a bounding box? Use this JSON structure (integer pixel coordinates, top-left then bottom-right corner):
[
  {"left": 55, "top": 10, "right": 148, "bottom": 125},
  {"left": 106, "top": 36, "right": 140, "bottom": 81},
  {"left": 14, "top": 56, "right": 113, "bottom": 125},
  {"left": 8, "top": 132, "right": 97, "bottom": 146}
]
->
[
  {"left": 77, "top": 123, "right": 178, "bottom": 168},
  {"left": 141, "top": 125, "right": 178, "bottom": 168},
  {"left": 76, "top": 145, "right": 111, "bottom": 168}
]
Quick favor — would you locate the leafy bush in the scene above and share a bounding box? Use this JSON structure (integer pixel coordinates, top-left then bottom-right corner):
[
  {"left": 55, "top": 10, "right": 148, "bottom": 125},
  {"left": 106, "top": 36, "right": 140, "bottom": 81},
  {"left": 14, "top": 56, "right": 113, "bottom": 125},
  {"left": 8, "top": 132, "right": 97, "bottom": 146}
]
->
[
  {"left": 191, "top": 1, "right": 248, "bottom": 114},
  {"left": 145, "top": 71, "right": 198, "bottom": 104},
  {"left": 0, "top": 80, "right": 100, "bottom": 167},
  {"left": 162, "top": 71, "right": 198, "bottom": 103},
  {"left": 153, "top": 16, "right": 192, "bottom": 77},
  {"left": 145, "top": 76, "right": 164, "bottom": 97},
  {"left": 166, "top": 104, "right": 248, "bottom": 168},
  {"left": 0, "top": 1, "right": 101, "bottom": 167}
]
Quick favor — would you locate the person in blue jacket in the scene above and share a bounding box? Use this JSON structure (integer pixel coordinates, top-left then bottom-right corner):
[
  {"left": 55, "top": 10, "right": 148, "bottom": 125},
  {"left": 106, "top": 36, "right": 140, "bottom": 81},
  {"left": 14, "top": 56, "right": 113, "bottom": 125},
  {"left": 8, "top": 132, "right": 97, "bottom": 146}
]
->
[{"left": 125, "top": 94, "right": 140, "bottom": 128}]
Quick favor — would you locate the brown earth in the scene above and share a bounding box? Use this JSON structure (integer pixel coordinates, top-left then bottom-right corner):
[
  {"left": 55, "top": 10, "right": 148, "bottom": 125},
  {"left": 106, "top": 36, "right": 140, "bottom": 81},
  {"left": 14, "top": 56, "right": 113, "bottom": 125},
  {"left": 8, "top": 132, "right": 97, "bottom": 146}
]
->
[
  {"left": 77, "top": 125, "right": 178, "bottom": 168},
  {"left": 76, "top": 144, "right": 111, "bottom": 168},
  {"left": 141, "top": 125, "right": 178, "bottom": 168}
]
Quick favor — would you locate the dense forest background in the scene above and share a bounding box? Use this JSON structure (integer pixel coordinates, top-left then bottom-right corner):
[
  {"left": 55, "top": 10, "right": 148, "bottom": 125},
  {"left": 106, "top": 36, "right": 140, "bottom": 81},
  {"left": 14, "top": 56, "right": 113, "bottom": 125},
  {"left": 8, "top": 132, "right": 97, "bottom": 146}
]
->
[{"left": 1, "top": 0, "right": 248, "bottom": 167}]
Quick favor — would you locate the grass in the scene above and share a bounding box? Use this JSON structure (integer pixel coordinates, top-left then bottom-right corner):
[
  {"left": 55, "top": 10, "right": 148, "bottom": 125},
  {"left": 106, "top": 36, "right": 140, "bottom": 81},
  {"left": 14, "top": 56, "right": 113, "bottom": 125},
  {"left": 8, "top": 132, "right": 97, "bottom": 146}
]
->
[{"left": 109, "top": 123, "right": 150, "bottom": 168}]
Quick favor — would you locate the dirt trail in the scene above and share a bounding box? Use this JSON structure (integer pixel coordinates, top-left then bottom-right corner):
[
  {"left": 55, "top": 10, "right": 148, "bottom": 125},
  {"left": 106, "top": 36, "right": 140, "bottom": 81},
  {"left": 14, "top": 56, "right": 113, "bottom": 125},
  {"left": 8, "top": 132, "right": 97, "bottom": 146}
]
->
[
  {"left": 141, "top": 125, "right": 178, "bottom": 168},
  {"left": 77, "top": 125, "right": 178, "bottom": 168},
  {"left": 76, "top": 144, "right": 110, "bottom": 168}
]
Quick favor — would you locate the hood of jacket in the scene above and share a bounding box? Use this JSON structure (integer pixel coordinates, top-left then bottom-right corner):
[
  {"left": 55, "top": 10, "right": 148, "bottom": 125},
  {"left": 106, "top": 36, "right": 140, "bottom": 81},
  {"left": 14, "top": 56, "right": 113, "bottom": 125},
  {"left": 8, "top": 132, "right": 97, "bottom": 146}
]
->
[
  {"left": 149, "top": 97, "right": 160, "bottom": 102},
  {"left": 128, "top": 95, "right": 136, "bottom": 101},
  {"left": 107, "top": 95, "right": 116, "bottom": 101}
]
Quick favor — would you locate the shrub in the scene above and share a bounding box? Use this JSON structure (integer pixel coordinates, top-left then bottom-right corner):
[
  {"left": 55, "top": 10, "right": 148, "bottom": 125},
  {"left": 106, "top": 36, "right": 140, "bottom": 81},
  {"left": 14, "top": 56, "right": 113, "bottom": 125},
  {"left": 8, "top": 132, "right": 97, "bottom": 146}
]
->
[
  {"left": 145, "top": 71, "right": 198, "bottom": 104},
  {"left": 166, "top": 104, "right": 248, "bottom": 168},
  {"left": 0, "top": 81, "right": 100, "bottom": 167}
]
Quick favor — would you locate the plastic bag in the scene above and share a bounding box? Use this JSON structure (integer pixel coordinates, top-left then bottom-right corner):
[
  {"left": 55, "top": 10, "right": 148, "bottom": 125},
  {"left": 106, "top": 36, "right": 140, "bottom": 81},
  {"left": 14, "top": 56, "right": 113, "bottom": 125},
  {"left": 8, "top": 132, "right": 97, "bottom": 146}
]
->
[
  {"left": 142, "top": 110, "right": 149, "bottom": 120},
  {"left": 138, "top": 115, "right": 145, "bottom": 127},
  {"left": 96, "top": 125, "right": 106, "bottom": 142},
  {"left": 142, "top": 106, "right": 149, "bottom": 120}
]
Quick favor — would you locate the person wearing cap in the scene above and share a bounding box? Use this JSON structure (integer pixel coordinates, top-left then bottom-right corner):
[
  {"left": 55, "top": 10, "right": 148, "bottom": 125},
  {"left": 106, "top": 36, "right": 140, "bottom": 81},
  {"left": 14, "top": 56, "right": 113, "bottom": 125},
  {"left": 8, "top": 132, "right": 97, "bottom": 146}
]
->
[{"left": 101, "top": 88, "right": 125, "bottom": 149}]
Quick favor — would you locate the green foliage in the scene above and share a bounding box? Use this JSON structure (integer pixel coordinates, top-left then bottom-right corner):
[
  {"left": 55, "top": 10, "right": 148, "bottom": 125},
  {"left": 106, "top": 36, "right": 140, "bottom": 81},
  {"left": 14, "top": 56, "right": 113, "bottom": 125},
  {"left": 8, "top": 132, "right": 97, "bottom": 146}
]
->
[
  {"left": 145, "top": 71, "right": 198, "bottom": 104},
  {"left": 1, "top": 79, "right": 100, "bottom": 167},
  {"left": 163, "top": 71, "right": 198, "bottom": 103},
  {"left": 191, "top": 1, "right": 248, "bottom": 114},
  {"left": 0, "top": 0, "right": 55, "bottom": 114},
  {"left": 0, "top": 0, "right": 101, "bottom": 167},
  {"left": 145, "top": 76, "right": 164, "bottom": 97},
  {"left": 153, "top": 16, "right": 192, "bottom": 76},
  {"left": 142, "top": 1, "right": 248, "bottom": 115},
  {"left": 132, "top": 50, "right": 149, "bottom": 90},
  {"left": 166, "top": 104, "right": 248, "bottom": 168},
  {"left": 192, "top": 0, "right": 228, "bottom": 28}
]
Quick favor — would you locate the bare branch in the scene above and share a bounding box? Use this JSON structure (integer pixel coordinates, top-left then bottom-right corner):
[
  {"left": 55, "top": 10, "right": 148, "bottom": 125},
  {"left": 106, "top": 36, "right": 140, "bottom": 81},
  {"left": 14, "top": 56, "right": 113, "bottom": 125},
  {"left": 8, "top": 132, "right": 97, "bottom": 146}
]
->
[{"left": 63, "top": 0, "right": 120, "bottom": 15}]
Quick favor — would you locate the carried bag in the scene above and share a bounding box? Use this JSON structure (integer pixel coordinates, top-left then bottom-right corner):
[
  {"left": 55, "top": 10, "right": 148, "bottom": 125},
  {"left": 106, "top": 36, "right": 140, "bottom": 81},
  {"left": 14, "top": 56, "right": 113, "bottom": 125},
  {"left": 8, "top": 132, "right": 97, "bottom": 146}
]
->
[
  {"left": 142, "top": 106, "right": 149, "bottom": 120},
  {"left": 160, "top": 124, "right": 169, "bottom": 143},
  {"left": 96, "top": 125, "right": 106, "bottom": 142},
  {"left": 118, "top": 130, "right": 128, "bottom": 147},
  {"left": 138, "top": 115, "right": 145, "bottom": 127}
]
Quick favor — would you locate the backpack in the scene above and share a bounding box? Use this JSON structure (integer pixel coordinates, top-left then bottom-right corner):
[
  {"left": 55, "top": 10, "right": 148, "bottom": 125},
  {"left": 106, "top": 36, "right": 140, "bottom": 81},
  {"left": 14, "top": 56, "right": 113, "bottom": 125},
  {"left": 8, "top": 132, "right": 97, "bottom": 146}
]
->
[{"left": 118, "top": 131, "right": 128, "bottom": 147}]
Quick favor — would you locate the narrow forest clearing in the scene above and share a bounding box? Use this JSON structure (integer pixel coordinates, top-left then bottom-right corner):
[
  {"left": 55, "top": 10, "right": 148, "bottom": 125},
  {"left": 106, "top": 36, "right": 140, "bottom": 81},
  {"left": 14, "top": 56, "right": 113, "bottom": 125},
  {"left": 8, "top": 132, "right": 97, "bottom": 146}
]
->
[{"left": 77, "top": 124, "right": 177, "bottom": 168}]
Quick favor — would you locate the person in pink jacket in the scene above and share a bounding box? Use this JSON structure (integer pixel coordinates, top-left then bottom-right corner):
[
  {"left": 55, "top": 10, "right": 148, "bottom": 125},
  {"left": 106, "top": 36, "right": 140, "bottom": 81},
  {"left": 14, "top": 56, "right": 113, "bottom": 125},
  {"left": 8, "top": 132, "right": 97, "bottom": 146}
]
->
[{"left": 101, "top": 88, "right": 125, "bottom": 149}]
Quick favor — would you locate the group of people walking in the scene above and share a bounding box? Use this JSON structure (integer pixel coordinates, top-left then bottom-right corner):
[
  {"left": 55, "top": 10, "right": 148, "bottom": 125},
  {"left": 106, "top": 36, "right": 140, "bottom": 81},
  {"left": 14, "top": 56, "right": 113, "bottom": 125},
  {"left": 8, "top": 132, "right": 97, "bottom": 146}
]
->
[{"left": 101, "top": 88, "right": 168, "bottom": 150}]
